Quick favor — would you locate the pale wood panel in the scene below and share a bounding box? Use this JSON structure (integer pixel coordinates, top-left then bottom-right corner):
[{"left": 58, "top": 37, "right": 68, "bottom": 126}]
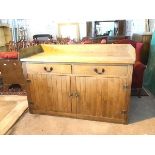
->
[
  {"left": 27, "top": 74, "right": 72, "bottom": 114},
  {"left": 26, "top": 63, "right": 71, "bottom": 74},
  {"left": 76, "top": 76, "right": 108, "bottom": 117},
  {"left": 72, "top": 65, "right": 128, "bottom": 77},
  {"left": 0, "top": 101, "right": 17, "bottom": 121},
  {"left": 61, "top": 76, "right": 71, "bottom": 113},
  {"left": 0, "top": 100, "right": 28, "bottom": 135},
  {"left": 27, "top": 74, "right": 47, "bottom": 111},
  {"left": 46, "top": 74, "right": 56, "bottom": 111},
  {"left": 72, "top": 65, "right": 108, "bottom": 76},
  {"left": 75, "top": 76, "right": 128, "bottom": 122},
  {"left": 56, "top": 76, "right": 63, "bottom": 112},
  {"left": 107, "top": 77, "right": 127, "bottom": 121},
  {"left": 124, "top": 65, "right": 133, "bottom": 123},
  {"left": 107, "top": 66, "right": 128, "bottom": 76},
  {"left": 21, "top": 44, "right": 136, "bottom": 64}
]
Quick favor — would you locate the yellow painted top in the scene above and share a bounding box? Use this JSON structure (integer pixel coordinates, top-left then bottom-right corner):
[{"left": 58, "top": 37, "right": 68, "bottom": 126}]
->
[{"left": 20, "top": 44, "right": 136, "bottom": 64}]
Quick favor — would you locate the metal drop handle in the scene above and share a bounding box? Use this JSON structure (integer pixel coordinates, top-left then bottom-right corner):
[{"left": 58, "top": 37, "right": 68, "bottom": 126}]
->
[
  {"left": 94, "top": 68, "right": 105, "bottom": 74},
  {"left": 44, "top": 66, "right": 53, "bottom": 72}
]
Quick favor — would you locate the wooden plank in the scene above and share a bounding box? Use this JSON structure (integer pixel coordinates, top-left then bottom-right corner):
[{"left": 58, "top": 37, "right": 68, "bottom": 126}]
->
[
  {"left": 124, "top": 65, "right": 133, "bottom": 123},
  {"left": 0, "top": 101, "right": 17, "bottom": 121},
  {"left": 46, "top": 74, "right": 55, "bottom": 111},
  {"left": 0, "top": 100, "right": 28, "bottom": 135}
]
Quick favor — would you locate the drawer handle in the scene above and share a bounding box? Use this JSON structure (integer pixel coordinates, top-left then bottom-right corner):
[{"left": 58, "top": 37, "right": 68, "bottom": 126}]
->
[
  {"left": 94, "top": 68, "right": 105, "bottom": 74},
  {"left": 44, "top": 67, "right": 53, "bottom": 72}
]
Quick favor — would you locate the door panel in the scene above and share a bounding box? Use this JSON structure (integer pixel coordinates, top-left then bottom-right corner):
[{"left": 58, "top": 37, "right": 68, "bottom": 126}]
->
[
  {"left": 27, "top": 74, "right": 72, "bottom": 113},
  {"left": 75, "top": 76, "right": 108, "bottom": 117},
  {"left": 75, "top": 76, "right": 127, "bottom": 120}
]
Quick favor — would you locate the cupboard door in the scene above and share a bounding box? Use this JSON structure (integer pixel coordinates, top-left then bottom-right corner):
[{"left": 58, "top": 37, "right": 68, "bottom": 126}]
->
[
  {"left": 27, "top": 74, "right": 72, "bottom": 113},
  {"left": 75, "top": 76, "right": 108, "bottom": 117},
  {"left": 75, "top": 76, "right": 128, "bottom": 122}
]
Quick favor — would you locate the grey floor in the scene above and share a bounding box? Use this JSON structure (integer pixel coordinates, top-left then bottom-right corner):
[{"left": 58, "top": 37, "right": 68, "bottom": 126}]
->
[{"left": 8, "top": 93, "right": 155, "bottom": 135}]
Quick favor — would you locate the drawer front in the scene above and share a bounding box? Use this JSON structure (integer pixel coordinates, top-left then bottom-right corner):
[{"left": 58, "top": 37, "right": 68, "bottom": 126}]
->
[
  {"left": 72, "top": 65, "right": 128, "bottom": 76},
  {"left": 26, "top": 63, "right": 71, "bottom": 74}
]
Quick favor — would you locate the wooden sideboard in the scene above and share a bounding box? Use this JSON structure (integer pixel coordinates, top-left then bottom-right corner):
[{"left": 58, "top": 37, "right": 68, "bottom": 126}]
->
[{"left": 21, "top": 44, "right": 135, "bottom": 124}]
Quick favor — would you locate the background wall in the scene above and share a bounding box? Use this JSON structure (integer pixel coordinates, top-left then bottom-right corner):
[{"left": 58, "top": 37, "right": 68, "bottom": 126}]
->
[{"left": 27, "top": 19, "right": 86, "bottom": 41}]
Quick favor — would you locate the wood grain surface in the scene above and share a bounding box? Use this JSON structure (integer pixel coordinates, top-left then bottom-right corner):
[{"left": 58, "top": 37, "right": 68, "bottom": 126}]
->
[{"left": 21, "top": 44, "right": 135, "bottom": 64}]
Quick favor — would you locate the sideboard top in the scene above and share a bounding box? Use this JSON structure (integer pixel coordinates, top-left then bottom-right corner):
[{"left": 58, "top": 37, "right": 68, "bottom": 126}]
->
[{"left": 20, "top": 44, "right": 136, "bottom": 64}]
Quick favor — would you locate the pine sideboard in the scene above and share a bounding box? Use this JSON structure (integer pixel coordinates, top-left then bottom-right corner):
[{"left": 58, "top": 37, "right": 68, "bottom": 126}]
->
[{"left": 21, "top": 44, "right": 135, "bottom": 124}]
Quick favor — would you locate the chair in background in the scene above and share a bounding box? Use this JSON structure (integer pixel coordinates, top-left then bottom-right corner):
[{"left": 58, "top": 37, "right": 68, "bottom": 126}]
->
[
  {"left": 33, "top": 34, "right": 53, "bottom": 44},
  {"left": 114, "top": 39, "right": 146, "bottom": 97}
]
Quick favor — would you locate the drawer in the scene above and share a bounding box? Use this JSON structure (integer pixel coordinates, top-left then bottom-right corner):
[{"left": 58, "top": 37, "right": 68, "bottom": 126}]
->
[
  {"left": 26, "top": 63, "right": 71, "bottom": 74},
  {"left": 72, "top": 65, "right": 128, "bottom": 76}
]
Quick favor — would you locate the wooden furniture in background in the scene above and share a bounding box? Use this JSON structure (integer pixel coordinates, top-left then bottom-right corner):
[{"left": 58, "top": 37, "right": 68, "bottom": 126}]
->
[
  {"left": 21, "top": 44, "right": 135, "bottom": 124},
  {"left": 132, "top": 33, "right": 152, "bottom": 65},
  {"left": 0, "top": 59, "right": 26, "bottom": 90}
]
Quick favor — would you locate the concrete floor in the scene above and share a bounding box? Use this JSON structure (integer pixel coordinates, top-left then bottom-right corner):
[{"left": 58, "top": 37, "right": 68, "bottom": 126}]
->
[{"left": 8, "top": 93, "right": 155, "bottom": 135}]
